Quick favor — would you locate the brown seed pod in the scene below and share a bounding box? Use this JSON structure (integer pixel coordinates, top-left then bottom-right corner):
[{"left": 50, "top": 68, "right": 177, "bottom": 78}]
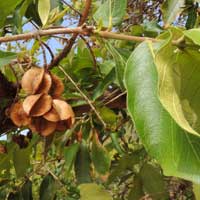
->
[
  {"left": 29, "top": 117, "right": 57, "bottom": 136},
  {"left": 21, "top": 67, "right": 45, "bottom": 94},
  {"left": 36, "top": 72, "right": 52, "bottom": 94},
  {"left": 23, "top": 94, "right": 52, "bottom": 117},
  {"left": 52, "top": 99, "right": 75, "bottom": 122},
  {"left": 56, "top": 118, "right": 73, "bottom": 132},
  {"left": 43, "top": 107, "right": 60, "bottom": 122},
  {"left": 50, "top": 74, "right": 64, "bottom": 98},
  {"left": 9, "top": 102, "right": 31, "bottom": 127}
]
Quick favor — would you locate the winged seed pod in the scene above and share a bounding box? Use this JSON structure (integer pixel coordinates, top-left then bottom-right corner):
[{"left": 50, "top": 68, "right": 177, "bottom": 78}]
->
[
  {"left": 9, "top": 67, "right": 75, "bottom": 137},
  {"left": 21, "top": 67, "right": 45, "bottom": 94},
  {"left": 36, "top": 72, "right": 52, "bottom": 94},
  {"left": 29, "top": 117, "right": 57, "bottom": 136},
  {"left": 9, "top": 102, "right": 31, "bottom": 127},
  {"left": 23, "top": 94, "right": 52, "bottom": 117},
  {"left": 50, "top": 74, "right": 64, "bottom": 98}
]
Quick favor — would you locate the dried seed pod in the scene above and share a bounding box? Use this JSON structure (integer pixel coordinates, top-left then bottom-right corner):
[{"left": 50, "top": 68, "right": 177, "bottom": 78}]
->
[
  {"left": 36, "top": 72, "right": 52, "bottom": 94},
  {"left": 29, "top": 117, "right": 56, "bottom": 136},
  {"left": 9, "top": 102, "right": 31, "bottom": 127},
  {"left": 50, "top": 74, "right": 64, "bottom": 98},
  {"left": 21, "top": 67, "right": 45, "bottom": 94},
  {"left": 56, "top": 118, "right": 73, "bottom": 132},
  {"left": 43, "top": 107, "right": 60, "bottom": 122},
  {"left": 52, "top": 99, "right": 75, "bottom": 122},
  {"left": 23, "top": 94, "right": 52, "bottom": 117}
]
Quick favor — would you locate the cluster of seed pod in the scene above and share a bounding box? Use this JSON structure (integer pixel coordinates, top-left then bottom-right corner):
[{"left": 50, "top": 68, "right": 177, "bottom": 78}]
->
[{"left": 9, "top": 67, "right": 75, "bottom": 137}]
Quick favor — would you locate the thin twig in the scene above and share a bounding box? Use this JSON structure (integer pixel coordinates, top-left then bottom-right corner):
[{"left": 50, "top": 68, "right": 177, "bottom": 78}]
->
[
  {"left": 104, "top": 91, "right": 127, "bottom": 106},
  {"left": 47, "top": 0, "right": 92, "bottom": 68},
  {"left": 41, "top": 41, "right": 54, "bottom": 62},
  {"left": 58, "top": 65, "right": 107, "bottom": 128},
  {"left": 61, "top": 0, "right": 82, "bottom": 16}
]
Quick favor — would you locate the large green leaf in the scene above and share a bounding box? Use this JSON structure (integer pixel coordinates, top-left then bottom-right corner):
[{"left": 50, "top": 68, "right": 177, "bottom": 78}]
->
[
  {"left": 79, "top": 183, "right": 112, "bottom": 200},
  {"left": 0, "top": 0, "right": 23, "bottom": 28},
  {"left": 94, "top": 0, "right": 127, "bottom": 27},
  {"left": 155, "top": 28, "right": 200, "bottom": 136},
  {"left": 162, "top": 0, "right": 185, "bottom": 27},
  {"left": 125, "top": 41, "right": 200, "bottom": 183}
]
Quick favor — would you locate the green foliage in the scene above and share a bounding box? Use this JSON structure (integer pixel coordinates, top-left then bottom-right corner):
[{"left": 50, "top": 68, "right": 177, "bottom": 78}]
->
[
  {"left": 94, "top": 0, "right": 127, "bottom": 28},
  {"left": 79, "top": 183, "right": 112, "bottom": 200},
  {"left": 125, "top": 41, "right": 200, "bottom": 183}
]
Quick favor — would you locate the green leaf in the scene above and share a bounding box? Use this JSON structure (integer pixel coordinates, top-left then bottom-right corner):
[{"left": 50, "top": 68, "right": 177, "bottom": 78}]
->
[
  {"left": 0, "top": 51, "right": 16, "bottom": 66},
  {"left": 98, "top": 107, "right": 117, "bottom": 126},
  {"left": 94, "top": 0, "right": 127, "bottom": 28},
  {"left": 127, "top": 175, "right": 144, "bottom": 200},
  {"left": 39, "top": 174, "right": 58, "bottom": 200},
  {"left": 0, "top": 0, "right": 23, "bottom": 28},
  {"left": 91, "top": 132, "right": 111, "bottom": 175},
  {"left": 13, "top": 146, "right": 31, "bottom": 178},
  {"left": 125, "top": 41, "right": 200, "bottom": 183},
  {"left": 21, "top": 179, "right": 33, "bottom": 200},
  {"left": 38, "top": 0, "right": 51, "bottom": 25},
  {"left": 75, "top": 141, "right": 91, "bottom": 184},
  {"left": 139, "top": 163, "right": 168, "bottom": 199},
  {"left": 92, "top": 68, "right": 116, "bottom": 100},
  {"left": 156, "top": 28, "right": 200, "bottom": 136},
  {"left": 193, "top": 183, "right": 200, "bottom": 200},
  {"left": 184, "top": 28, "right": 200, "bottom": 45},
  {"left": 79, "top": 183, "right": 113, "bottom": 200},
  {"left": 162, "top": 0, "right": 185, "bottom": 27},
  {"left": 64, "top": 143, "right": 80, "bottom": 176},
  {"left": 105, "top": 42, "right": 126, "bottom": 89}
]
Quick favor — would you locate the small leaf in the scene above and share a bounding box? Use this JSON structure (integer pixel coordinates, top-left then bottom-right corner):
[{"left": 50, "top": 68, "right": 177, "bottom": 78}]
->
[
  {"left": 79, "top": 183, "right": 113, "bottom": 200},
  {"left": 105, "top": 42, "right": 126, "bottom": 89},
  {"left": 39, "top": 174, "right": 58, "bottom": 200},
  {"left": 98, "top": 107, "right": 117, "bottom": 126},
  {"left": 127, "top": 175, "right": 144, "bottom": 200},
  {"left": 21, "top": 179, "right": 33, "bottom": 200},
  {"left": 0, "top": 51, "right": 16, "bottom": 66},
  {"left": 91, "top": 132, "right": 111, "bottom": 175},
  {"left": 64, "top": 143, "right": 80, "bottom": 176},
  {"left": 38, "top": 0, "right": 51, "bottom": 25},
  {"left": 94, "top": 0, "right": 127, "bottom": 28},
  {"left": 13, "top": 146, "right": 31, "bottom": 178},
  {"left": 139, "top": 164, "right": 168, "bottom": 199},
  {"left": 75, "top": 141, "right": 91, "bottom": 184}
]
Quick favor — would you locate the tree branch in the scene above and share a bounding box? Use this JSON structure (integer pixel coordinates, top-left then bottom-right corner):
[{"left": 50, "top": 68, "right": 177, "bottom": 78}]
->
[
  {"left": 0, "top": 26, "right": 159, "bottom": 43},
  {"left": 47, "top": 0, "right": 92, "bottom": 68}
]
